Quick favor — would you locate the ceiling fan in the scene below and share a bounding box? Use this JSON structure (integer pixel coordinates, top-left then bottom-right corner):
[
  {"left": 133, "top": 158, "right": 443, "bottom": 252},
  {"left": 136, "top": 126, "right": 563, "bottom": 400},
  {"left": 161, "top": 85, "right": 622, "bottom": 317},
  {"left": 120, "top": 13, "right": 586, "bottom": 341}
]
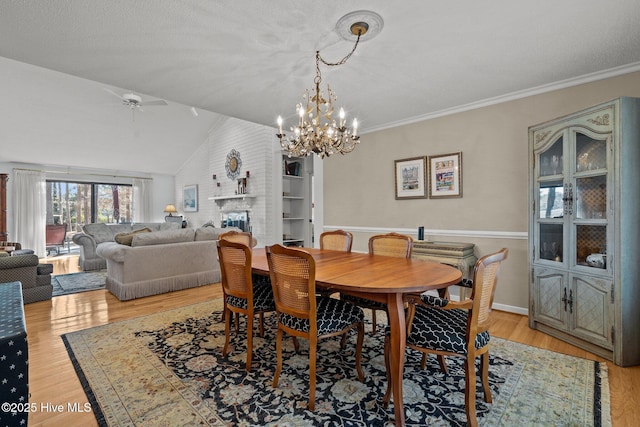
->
[{"left": 104, "top": 88, "right": 168, "bottom": 110}]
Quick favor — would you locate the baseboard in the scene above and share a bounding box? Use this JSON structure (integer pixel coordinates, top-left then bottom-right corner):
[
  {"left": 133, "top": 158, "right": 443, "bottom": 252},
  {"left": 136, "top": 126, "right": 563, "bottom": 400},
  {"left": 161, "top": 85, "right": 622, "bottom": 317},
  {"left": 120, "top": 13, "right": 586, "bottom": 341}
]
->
[{"left": 424, "top": 289, "right": 528, "bottom": 316}]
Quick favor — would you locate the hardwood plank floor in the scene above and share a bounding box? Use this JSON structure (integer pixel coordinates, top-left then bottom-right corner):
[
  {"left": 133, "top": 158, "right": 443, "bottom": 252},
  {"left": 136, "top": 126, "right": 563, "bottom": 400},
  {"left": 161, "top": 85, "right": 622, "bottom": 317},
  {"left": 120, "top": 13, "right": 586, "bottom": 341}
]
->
[{"left": 23, "top": 254, "right": 640, "bottom": 426}]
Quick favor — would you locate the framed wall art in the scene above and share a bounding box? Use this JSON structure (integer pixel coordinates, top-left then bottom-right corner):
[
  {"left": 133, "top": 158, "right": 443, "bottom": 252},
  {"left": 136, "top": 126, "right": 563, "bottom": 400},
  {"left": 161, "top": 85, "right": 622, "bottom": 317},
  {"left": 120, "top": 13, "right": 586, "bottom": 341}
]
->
[
  {"left": 183, "top": 184, "right": 198, "bottom": 212},
  {"left": 428, "top": 152, "right": 462, "bottom": 198},
  {"left": 394, "top": 156, "right": 427, "bottom": 199}
]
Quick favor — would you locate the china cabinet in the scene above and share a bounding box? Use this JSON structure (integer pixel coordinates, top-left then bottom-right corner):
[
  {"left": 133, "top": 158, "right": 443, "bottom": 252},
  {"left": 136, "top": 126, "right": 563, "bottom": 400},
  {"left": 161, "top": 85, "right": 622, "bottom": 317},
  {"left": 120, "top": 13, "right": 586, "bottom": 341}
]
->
[
  {"left": 528, "top": 97, "right": 640, "bottom": 366},
  {"left": 280, "top": 155, "right": 313, "bottom": 247}
]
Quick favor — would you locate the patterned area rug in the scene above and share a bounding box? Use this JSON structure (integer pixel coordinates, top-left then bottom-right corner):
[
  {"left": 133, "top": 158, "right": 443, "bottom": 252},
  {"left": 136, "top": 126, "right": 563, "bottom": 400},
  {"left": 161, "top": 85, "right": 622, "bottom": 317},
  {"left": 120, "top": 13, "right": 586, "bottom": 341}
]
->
[
  {"left": 62, "top": 300, "right": 611, "bottom": 426},
  {"left": 52, "top": 271, "right": 107, "bottom": 296}
]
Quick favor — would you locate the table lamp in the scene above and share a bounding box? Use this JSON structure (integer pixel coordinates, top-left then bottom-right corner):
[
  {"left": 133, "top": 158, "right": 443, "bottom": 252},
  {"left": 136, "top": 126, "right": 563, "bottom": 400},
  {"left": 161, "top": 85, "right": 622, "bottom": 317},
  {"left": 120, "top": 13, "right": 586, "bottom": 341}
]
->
[{"left": 164, "top": 204, "right": 178, "bottom": 216}]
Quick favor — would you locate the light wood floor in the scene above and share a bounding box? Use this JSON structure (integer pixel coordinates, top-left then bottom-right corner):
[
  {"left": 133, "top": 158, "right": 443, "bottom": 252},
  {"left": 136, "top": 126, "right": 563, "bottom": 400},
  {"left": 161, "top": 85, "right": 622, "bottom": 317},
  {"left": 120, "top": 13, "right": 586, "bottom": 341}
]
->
[{"left": 23, "top": 254, "right": 640, "bottom": 426}]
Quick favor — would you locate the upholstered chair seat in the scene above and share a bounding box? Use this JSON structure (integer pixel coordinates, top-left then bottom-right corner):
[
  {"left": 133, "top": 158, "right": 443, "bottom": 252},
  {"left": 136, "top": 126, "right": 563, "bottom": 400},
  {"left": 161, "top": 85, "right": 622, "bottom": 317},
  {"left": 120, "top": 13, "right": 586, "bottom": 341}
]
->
[
  {"left": 279, "top": 296, "right": 364, "bottom": 335},
  {"left": 407, "top": 298, "right": 490, "bottom": 355},
  {"left": 226, "top": 281, "right": 274, "bottom": 312}
]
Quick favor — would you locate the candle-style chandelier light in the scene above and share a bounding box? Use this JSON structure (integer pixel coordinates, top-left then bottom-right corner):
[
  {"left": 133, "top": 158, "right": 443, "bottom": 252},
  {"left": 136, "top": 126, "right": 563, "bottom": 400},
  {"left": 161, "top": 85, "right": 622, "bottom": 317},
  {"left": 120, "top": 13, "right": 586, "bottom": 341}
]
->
[{"left": 277, "top": 11, "right": 383, "bottom": 159}]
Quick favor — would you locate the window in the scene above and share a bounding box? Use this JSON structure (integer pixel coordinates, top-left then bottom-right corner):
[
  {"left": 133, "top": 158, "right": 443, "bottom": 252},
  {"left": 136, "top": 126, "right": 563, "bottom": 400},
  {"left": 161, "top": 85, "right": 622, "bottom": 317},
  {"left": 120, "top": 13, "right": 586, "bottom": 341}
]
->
[{"left": 46, "top": 181, "right": 132, "bottom": 230}]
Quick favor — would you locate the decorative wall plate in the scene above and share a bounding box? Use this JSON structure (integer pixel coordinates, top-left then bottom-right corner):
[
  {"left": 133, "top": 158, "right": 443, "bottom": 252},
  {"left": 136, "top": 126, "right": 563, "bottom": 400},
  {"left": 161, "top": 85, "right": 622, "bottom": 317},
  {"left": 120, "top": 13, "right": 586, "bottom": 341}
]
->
[{"left": 225, "top": 149, "right": 242, "bottom": 180}]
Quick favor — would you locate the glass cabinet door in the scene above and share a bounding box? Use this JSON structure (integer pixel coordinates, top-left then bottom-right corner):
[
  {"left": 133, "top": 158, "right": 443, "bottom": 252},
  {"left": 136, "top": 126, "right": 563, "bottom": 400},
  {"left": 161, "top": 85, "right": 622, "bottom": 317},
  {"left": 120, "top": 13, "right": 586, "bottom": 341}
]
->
[
  {"left": 573, "top": 131, "right": 609, "bottom": 270},
  {"left": 536, "top": 137, "right": 565, "bottom": 263}
]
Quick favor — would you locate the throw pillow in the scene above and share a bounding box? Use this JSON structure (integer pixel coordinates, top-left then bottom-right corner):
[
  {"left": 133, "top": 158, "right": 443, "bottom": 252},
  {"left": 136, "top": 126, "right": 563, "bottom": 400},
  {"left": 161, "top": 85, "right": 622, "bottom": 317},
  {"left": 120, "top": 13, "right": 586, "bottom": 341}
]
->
[
  {"left": 114, "top": 227, "right": 152, "bottom": 246},
  {"left": 0, "top": 251, "right": 9, "bottom": 257}
]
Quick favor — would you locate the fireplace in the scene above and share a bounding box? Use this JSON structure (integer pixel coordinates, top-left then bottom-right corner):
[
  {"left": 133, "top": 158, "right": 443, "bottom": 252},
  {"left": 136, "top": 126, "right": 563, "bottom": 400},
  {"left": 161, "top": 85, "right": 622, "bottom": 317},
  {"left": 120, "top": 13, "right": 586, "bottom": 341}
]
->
[{"left": 221, "top": 210, "right": 250, "bottom": 233}]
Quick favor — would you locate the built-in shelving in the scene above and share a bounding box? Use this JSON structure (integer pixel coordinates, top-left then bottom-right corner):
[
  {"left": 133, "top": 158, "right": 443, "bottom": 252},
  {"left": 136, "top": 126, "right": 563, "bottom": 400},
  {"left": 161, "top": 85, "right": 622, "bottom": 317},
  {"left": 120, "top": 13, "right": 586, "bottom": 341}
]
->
[{"left": 280, "top": 155, "right": 312, "bottom": 247}]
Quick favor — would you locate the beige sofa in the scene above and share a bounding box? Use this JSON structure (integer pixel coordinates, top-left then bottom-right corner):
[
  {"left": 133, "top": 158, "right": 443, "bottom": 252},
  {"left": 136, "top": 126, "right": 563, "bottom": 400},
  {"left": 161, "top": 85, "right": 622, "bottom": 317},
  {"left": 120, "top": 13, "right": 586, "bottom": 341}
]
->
[
  {"left": 73, "top": 222, "right": 180, "bottom": 271},
  {"left": 96, "top": 227, "right": 231, "bottom": 301}
]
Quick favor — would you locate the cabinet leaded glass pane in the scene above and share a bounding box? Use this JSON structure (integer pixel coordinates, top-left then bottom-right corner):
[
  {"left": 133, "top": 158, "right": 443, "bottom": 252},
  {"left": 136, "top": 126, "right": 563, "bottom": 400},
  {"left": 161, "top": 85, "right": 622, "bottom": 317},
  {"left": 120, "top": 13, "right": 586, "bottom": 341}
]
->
[
  {"left": 576, "top": 225, "right": 607, "bottom": 268},
  {"left": 540, "top": 223, "right": 563, "bottom": 261},
  {"left": 539, "top": 180, "right": 564, "bottom": 219},
  {"left": 575, "top": 132, "right": 606, "bottom": 172},
  {"left": 539, "top": 137, "right": 563, "bottom": 177},
  {"left": 575, "top": 175, "right": 607, "bottom": 219}
]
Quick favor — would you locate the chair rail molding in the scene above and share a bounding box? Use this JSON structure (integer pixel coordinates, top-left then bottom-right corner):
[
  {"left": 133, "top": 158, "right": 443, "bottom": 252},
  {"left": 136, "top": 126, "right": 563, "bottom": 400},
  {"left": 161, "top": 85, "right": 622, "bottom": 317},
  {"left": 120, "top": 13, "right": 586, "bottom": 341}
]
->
[{"left": 323, "top": 225, "right": 527, "bottom": 241}]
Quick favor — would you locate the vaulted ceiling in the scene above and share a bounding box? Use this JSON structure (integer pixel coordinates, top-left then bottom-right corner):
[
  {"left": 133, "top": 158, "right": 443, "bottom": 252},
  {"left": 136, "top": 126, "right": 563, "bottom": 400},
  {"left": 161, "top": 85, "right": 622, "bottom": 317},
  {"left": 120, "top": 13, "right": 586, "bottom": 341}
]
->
[{"left": 1, "top": 0, "right": 639, "bottom": 175}]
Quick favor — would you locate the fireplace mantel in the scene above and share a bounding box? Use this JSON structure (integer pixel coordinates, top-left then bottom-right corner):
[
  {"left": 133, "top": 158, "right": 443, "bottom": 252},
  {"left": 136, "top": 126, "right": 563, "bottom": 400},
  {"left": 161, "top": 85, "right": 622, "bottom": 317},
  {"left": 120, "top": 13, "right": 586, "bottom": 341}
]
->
[{"left": 208, "top": 195, "right": 255, "bottom": 202}]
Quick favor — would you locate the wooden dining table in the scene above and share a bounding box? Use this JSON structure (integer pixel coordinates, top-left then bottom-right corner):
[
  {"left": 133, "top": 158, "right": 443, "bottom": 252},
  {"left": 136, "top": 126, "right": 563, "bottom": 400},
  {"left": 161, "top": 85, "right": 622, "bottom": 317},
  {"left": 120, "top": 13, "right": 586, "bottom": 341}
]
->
[{"left": 251, "top": 247, "right": 462, "bottom": 426}]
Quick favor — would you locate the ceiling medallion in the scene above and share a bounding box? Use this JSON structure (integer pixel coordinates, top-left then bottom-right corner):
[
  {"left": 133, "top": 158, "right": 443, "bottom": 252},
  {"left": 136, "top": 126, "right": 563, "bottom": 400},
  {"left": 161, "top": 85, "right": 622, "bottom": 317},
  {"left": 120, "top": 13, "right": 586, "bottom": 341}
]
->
[
  {"left": 276, "top": 11, "right": 383, "bottom": 159},
  {"left": 225, "top": 149, "right": 242, "bottom": 180}
]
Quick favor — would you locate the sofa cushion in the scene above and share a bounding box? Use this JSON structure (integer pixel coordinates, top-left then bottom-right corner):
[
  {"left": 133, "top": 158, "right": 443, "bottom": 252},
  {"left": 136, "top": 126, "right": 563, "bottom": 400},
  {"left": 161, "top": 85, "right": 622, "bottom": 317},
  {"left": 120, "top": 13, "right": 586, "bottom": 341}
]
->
[
  {"left": 194, "top": 227, "right": 226, "bottom": 241},
  {"left": 159, "top": 222, "right": 181, "bottom": 231},
  {"left": 109, "top": 224, "right": 133, "bottom": 235},
  {"left": 133, "top": 223, "right": 160, "bottom": 232},
  {"left": 83, "top": 223, "right": 114, "bottom": 244},
  {"left": 114, "top": 227, "right": 152, "bottom": 246},
  {"left": 132, "top": 228, "right": 195, "bottom": 247}
]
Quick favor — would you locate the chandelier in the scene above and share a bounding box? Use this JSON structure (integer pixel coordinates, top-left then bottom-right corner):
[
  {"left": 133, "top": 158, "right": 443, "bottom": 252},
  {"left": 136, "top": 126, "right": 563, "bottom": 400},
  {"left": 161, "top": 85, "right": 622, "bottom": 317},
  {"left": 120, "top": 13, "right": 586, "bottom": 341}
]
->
[{"left": 277, "top": 15, "right": 379, "bottom": 159}]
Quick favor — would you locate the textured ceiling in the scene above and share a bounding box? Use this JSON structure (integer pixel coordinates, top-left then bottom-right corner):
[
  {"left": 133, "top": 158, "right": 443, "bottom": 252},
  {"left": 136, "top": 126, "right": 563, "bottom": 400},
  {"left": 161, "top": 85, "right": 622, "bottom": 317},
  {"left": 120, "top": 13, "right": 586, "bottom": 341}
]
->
[{"left": 1, "top": 0, "right": 639, "bottom": 174}]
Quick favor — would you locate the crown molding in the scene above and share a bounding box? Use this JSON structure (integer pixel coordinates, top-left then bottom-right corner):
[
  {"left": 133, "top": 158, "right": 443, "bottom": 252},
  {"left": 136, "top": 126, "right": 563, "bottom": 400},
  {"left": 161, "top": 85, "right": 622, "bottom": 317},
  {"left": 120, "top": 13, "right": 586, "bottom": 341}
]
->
[{"left": 363, "top": 62, "right": 640, "bottom": 134}]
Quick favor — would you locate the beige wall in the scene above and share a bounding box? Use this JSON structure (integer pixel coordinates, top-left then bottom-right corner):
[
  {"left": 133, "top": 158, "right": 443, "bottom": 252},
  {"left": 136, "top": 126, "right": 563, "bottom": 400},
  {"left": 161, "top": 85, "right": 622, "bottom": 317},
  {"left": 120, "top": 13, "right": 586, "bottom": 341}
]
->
[{"left": 322, "top": 71, "right": 640, "bottom": 313}]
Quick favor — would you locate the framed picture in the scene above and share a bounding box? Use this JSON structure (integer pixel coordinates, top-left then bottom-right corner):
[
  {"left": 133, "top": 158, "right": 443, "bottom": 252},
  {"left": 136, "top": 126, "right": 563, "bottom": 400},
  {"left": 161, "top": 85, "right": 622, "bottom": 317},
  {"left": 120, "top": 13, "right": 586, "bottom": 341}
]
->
[
  {"left": 394, "top": 156, "right": 427, "bottom": 199},
  {"left": 183, "top": 184, "right": 198, "bottom": 212},
  {"left": 428, "top": 152, "right": 462, "bottom": 198}
]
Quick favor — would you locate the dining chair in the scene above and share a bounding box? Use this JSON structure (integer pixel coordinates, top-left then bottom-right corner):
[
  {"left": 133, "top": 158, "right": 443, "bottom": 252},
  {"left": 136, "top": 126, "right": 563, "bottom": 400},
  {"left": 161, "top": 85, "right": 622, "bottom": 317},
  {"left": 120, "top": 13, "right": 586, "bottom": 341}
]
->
[
  {"left": 342, "top": 232, "right": 413, "bottom": 333},
  {"left": 318, "top": 230, "right": 353, "bottom": 299},
  {"left": 319, "top": 229, "right": 353, "bottom": 252},
  {"left": 219, "top": 230, "right": 254, "bottom": 247},
  {"left": 217, "top": 239, "right": 275, "bottom": 372},
  {"left": 266, "top": 244, "right": 365, "bottom": 410},
  {"left": 218, "top": 230, "right": 270, "bottom": 325},
  {"left": 383, "top": 248, "right": 508, "bottom": 427}
]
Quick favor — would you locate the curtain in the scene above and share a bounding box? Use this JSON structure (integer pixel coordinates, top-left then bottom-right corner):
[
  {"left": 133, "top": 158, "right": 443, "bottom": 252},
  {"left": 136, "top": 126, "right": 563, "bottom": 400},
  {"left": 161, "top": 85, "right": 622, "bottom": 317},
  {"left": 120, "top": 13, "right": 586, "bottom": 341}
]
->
[
  {"left": 132, "top": 178, "right": 152, "bottom": 223},
  {"left": 13, "top": 169, "right": 47, "bottom": 257}
]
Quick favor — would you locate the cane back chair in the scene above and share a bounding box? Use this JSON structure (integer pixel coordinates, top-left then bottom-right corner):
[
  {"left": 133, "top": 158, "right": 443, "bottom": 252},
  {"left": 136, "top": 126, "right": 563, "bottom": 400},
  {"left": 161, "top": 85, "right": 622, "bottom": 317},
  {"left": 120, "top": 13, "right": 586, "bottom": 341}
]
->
[
  {"left": 341, "top": 232, "right": 413, "bottom": 333},
  {"left": 383, "top": 248, "right": 508, "bottom": 427},
  {"left": 266, "top": 244, "right": 365, "bottom": 410},
  {"left": 217, "top": 239, "right": 275, "bottom": 371}
]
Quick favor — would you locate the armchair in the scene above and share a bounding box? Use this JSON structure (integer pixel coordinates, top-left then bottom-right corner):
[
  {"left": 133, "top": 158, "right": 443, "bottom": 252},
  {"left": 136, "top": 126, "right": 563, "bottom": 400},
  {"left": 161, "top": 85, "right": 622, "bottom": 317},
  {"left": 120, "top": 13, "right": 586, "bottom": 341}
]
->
[
  {"left": 0, "top": 241, "right": 34, "bottom": 256},
  {"left": 383, "top": 248, "right": 509, "bottom": 427},
  {"left": 0, "top": 254, "right": 53, "bottom": 303},
  {"left": 46, "top": 224, "right": 67, "bottom": 255}
]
